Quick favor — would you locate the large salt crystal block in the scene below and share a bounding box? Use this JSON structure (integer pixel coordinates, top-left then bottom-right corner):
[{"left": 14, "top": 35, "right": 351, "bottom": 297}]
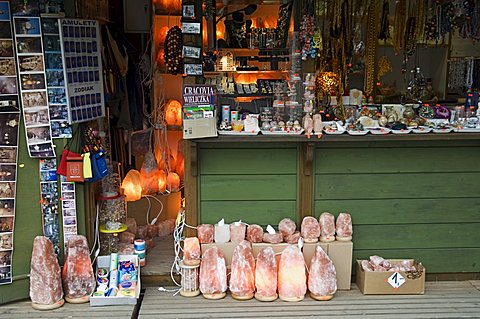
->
[
  {"left": 118, "top": 243, "right": 135, "bottom": 255},
  {"left": 197, "top": 224, "right": 214, "bottom": 244},
  {"left": 136, "top": 225, "right": 148, "bottom": 239},
  {"left": 30, "top": 236, "right": 64, "bottom": 306},
  {"left": 230, "top": 223, "right": 246, "bottom": 243},
  {"left": 146, "top": 238, "right": 155, "bottom": 251},
  {"left": 278, "top": 218, "right": 296, "bottom": 237},
  {"left": 263, "top": 232, "right": 283, "bottom": 244},
  {"left": 255, "top": 247, "right": 278, "bottom": 301},
  {"left": 214, "top": 224, "right": 230, "bottom": 243},
  {"left": 335, "top": 212, "right": 353, "bottom": 241},
  {"left": 319, "top": 212, "right": 336, "bottom": 242},
  {"left": 157, "top": 221, "right": 171, "bottom": 237},
  {"left": 229, "top": 240, "right": 255, "bottom": 300},
  {"left": 300, "top": 216, "right": 320, "bottom": 243},
  {"left": 119, "top": 231, "right": 135, "bottom": 244},
  {"left": 308, "top": 245, "right": 337, "bottom": 301},
  {"left": 278, "top": 245, "right": 306, "bottom": 302},
  {"left": 147, "top": 224, "right": 158, "bottom": 238},
  {"left": 126, "top": 217, "right": 137, "bottom": 235},
  {"left": 62, "top": 235, "right": 95, "bottom": 302},
  {"left": 285, "top": 231, "right": 301, "bottom": 244},
  {"left": 184, "top": 237, "right": 201, "bottom": 266},
  {"left": 199, "top": 246, "right": 227, "bottom": 299},
  {"left": 246, "top": 224, "right": 263, "bottom": 243}
]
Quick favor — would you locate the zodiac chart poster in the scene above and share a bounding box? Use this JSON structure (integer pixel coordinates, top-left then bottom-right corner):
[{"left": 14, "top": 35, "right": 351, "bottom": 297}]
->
[
  {"left": 0, "top": 1, "right": 20, "bottom": 285},
  {"left": 13, "top": 15, "right": 56, "bottom": 158}
]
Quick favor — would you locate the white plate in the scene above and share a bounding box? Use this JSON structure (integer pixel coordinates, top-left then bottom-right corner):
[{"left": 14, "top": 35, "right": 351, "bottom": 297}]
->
[
  {"left": 261, "top": 129, "right": 304, "bottom": 135},
  {"left": 347, "top": 130, "right": 369, "bottom": 136},
  {"left": 432, "top": 128, "right": 453, "bottom": 134},
  {"left": 323, "top": 129, "right": 345, "bottom": 135},
  {"left": 368, "top": 128, "right": 391, "bottom": 135},
  {"left": 391, "top": 129, "right": 412, "bottom": 134},
  {"left": 411, "top": 127, "right": 432, "bottom": 134},
  {"left": 454, "top": 127, "right": 480, "bottom": 133},
  {"left": 218, "top": 130, "right": 259, "bottom": 136}
]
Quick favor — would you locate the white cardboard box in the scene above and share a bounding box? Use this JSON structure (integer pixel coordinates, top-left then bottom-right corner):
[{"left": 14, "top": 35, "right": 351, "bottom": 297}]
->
[{"left": 90, "top": 254, "right": 140, "bottom": 307}]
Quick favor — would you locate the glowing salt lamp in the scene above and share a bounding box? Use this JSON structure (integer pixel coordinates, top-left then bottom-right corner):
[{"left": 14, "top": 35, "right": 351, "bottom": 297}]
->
[
  {"left": 165, "top": 100, "right": 182, "bottom": 126},
  {"left": 121, "top": 169, "right": 142, "bottom": 201},
  {"left": 183, "top": 237, "right": 201, "bottom": 266},
  {"left": 140, "top": 153, "right": 160, "bottom": 195},
  {"left": 157, "top": 170, "right": 167, "bottom": 192},
  {"left": 255, "top": 247, "right": 278, "bottom": 301},
  {"left": 230, "top": 240, "right": 255, "bottom": 300},
  {"left": 278, "top": 245, "right": 306, "bottom": 302},
  {"left": 167, "top": 172, "right": 180, "bottom": 192}
]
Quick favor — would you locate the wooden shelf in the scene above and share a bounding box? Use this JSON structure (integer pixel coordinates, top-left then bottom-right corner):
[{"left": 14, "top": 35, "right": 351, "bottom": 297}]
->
[
  {"left": 191, "top": 133, "right": 480, "bottom": 143},
  {"left": 204, "top": 70, "right": 289, "bottom": 75}
]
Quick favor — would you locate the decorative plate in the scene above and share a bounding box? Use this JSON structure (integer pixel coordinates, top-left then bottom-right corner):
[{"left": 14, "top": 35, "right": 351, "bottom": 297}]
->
[
  {"left": 218, "top": 130, "right": 259, "bottom": 136},
  {"left": 454, "top": 127, "right": 480, "bottom": 133},
  {"left": 323, "top": 129, "right": 345, "bottom": 135},
  {"left": 391, "top": 129, "right": 412, "bottom": 134},
  {"left": 367, "top": 127, "right": 391, "bottom": 135},
  {"left": 432, "top": 128, "right": 453, "bottom": 134},
  {"left": 347, "top": 130, "right": 369, "bottom": 136},
  {"left": 261, "top": 129, "right": 304, "bottom": 135},
  {"left": 411, "top": 127, "right": 432, "bottom": 134}
]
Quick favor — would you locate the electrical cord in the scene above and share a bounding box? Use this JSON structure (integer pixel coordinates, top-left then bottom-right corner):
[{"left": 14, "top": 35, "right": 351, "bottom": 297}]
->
[{"left": 143, "top": 194, "right": 164, "bottom": 225}]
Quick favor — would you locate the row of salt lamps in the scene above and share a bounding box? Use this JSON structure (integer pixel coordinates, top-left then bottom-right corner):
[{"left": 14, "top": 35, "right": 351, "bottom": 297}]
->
[
  {"left": 121, "top": 169, "right": 181, "bottom": 202},
  {"left": 183, "top": 238, "right": 337, "bottom": 302}
]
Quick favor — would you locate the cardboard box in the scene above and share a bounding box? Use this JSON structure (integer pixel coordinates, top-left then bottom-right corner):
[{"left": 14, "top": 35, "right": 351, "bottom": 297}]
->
[
  {"left": 201, "top": 240, "right": 353, "bottom": 290},
  {"left": 328, "top": 241, "right": 353, "bottom": 290},
  {"left": 90, "top": 255, "right": 141, "bottom": 306},
  {"left": 356, "top": 259, "right": 425, "bottom": 295}
]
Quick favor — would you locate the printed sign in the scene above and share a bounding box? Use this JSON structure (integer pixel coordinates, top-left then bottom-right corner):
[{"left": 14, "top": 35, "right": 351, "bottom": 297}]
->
[{"left": 387, "top": 272, "right": 406, "bottom": 289}]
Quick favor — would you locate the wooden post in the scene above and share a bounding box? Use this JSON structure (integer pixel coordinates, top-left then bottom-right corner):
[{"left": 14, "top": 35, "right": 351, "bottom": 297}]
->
[
  {"left": 184, "top": 140, "right": 198, "bottom": 236},
  {"left": 298, "top": 142, "right": 315, "bottom": 220}
]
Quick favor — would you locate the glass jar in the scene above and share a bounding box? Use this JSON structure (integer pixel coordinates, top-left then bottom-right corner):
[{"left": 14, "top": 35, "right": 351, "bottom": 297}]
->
[
  {"left": 99, "top": 232, "right": 120, "bottom": 255},
  {"left": 98, "top": 195, "right": 127, "bottom": 227}
]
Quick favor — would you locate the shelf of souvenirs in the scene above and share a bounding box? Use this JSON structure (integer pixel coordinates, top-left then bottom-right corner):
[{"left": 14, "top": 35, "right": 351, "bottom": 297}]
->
[
  {"left": 204, "top": 70, "right": 289, "bottom": 76},
  {"left": 214, "top": 48, "right": 291, "bottom": 57}
]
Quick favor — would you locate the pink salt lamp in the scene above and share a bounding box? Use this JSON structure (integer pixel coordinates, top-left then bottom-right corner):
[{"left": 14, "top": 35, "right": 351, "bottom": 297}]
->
[
  {"left": 278, "top": 245, "right": 306, "bottom": 302},
  {"left": 300, "top": 216, "right": 320, "bottom": 243},
  {"left": 229, "top": 240, "right": 255, "bottom": 300},
  {"left": 197, "top": 224, "right": 214, "bottom": 244},
  {"left": 336, "top": 212, "right": 353, "bottom": 241},
  {"left": 308, "top": 245, "right": 337, "bottom": 301},
  {"left": 183, "top": 237, "right": 201, "bottom": 266},
  {"left": 199, "top": 246, "right": 227, "bottom": 299},
  {"left": 246, "top": 224, "right": 263, "bottom": 243},
  {"left": 254, "top": 247, "right": 278, "bottom": 301},
  {"left": 319, "top": 212, "right": 336, "bottom": 242},
  {"left": 230, "top": 222, "right": 246, "bottom": 243}
]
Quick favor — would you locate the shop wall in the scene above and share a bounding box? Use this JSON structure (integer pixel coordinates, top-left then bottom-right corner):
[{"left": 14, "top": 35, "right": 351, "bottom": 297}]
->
[
  {"left": 313, "top": 140, "right": 480, "bottom": 273},
  {"left": 0, "top": 122, "right": 86, "bottom": 303},
  {"left": 197, "top": 144, "right": 299, "bottom": 226}
]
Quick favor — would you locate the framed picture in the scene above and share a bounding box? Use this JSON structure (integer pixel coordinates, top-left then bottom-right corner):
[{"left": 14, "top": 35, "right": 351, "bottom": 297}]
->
[
  {"left": 182, "top": 46, "right": 201, "bottom": 59},
  {"left": 182, "top": 5, "right": 195, "bottom": 19},
  {"left": 184, "top": 63, "right": 203, "bottom": 76},
  {"left": 182, "top": 22, "right": 201, "bottom": 34}
]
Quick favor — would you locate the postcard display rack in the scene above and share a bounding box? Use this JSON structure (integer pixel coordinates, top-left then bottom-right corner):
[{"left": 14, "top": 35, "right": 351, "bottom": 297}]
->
[{"left": 0, "top": 1, "right": 21, "bottom": 285}]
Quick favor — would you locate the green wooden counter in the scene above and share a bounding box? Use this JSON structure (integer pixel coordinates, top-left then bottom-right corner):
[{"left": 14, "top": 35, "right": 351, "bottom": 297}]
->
[{"left": 184, "top": 134, "right": 480, "bottom": 274}]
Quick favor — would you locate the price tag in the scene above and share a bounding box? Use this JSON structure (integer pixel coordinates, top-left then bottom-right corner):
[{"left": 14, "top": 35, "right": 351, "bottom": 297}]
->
[{"left": 387, "top": 272, "right": 406, "bottom": 289}]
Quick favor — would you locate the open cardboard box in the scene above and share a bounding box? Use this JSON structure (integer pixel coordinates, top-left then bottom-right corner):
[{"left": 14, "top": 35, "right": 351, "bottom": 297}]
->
[
  {"left": 356, "top": 259, "right": 425, "bottom": 295},
  {"left": 201, "top": 240, "right": 353, "bottom": 290},
  {"left": 90, "top": 254, "right": 141, "bottom": 306}
]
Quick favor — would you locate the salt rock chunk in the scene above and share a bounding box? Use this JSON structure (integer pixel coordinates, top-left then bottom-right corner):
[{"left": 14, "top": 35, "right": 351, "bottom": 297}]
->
[
  {"left": 361, "top": 260, "right": 373, "bottom": 272},
  {"left": 278, "top": 245, "right": 306, "bottom": 302},
  {"left": 246, "top": 224, "right": 263, "bottom": 243},
  {"left": 255, "top": 247, "right": 278, "bottom": 301},
  {"left": 146, "top": 238, "right": 155, "bottom": 251},
  {"left": 197, "top": 224, "right": 214, "bottom": 244},
  {"left": 285, "top": 231, "right": 301, "bottom": 244},
  {"left": 369, "top": 255, "right": 384, "bottom": 267},
  {"left": 229, "top": 240, "right": 255, "bottom": 300},
  {"left": 119, "top": 231, "right": 135, "bottom": 244},
  {"left": 126, "top": 217, "right": 137, "bottom": 235},
  {"left": 300, "top": 216, "right": 320, "bottom": 243},
  {"left": 319, "top": 212, "right": 336, "bottom": 242},
  {"left": 303, "top": 114, "right": 314, "bottom": 134},
  {"left": 136, "top": 225, "right": 148, "bottom": 239},
  {"left": 263, "top": 232, "right": 283, "bottom": 244},
  {"left": 230, "top": 223, "right": 246, "bottom": 243},
  {"left": 147, "top": 224, "right": 158, "bottom": 238},
  {"left": 308, "top": 245, "right": 337, "bottom": 301},
  {"left": 30, "top": 236, "right": 64, "bottom": 307},
  {"left": 118, "top": 243, "right": 135, "bottom": 254},
  {"left": 335, "top": 213, "right": 353, "bottom": 241},
  {"left": 157, "top": 221, "right": 171, "bottom": 237},
  {"left": 165, "top": 219, "right": 176, "bottom": 234},
  {"left": 62, "top": 235, "right": 95, "bottom": 302},
  {"left": 183, "top": 237, "right": 201, "bottom": 266},
  {"left": 199, "top": 246, "right": 227, "bottom": 299},
  {"left": 278, "top": 218, "right": 296, "bottom": 237}
]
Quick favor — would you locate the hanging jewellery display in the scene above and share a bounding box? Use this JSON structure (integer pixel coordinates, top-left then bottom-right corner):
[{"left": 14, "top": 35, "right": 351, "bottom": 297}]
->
[{"left": 363, "top": 0, "right": 380, "bottom": 97}]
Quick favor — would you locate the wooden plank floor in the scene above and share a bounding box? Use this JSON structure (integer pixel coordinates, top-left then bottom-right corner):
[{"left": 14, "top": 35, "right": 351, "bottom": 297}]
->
[
  {"left": 139, "top": 281, "right": 480, "bottom": 319},
  {"left": 142, "top": 236, "right": 175, "bottom": 276},
  {"left": 0, "top": 300, "right": 135, "bottom": 318}
]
